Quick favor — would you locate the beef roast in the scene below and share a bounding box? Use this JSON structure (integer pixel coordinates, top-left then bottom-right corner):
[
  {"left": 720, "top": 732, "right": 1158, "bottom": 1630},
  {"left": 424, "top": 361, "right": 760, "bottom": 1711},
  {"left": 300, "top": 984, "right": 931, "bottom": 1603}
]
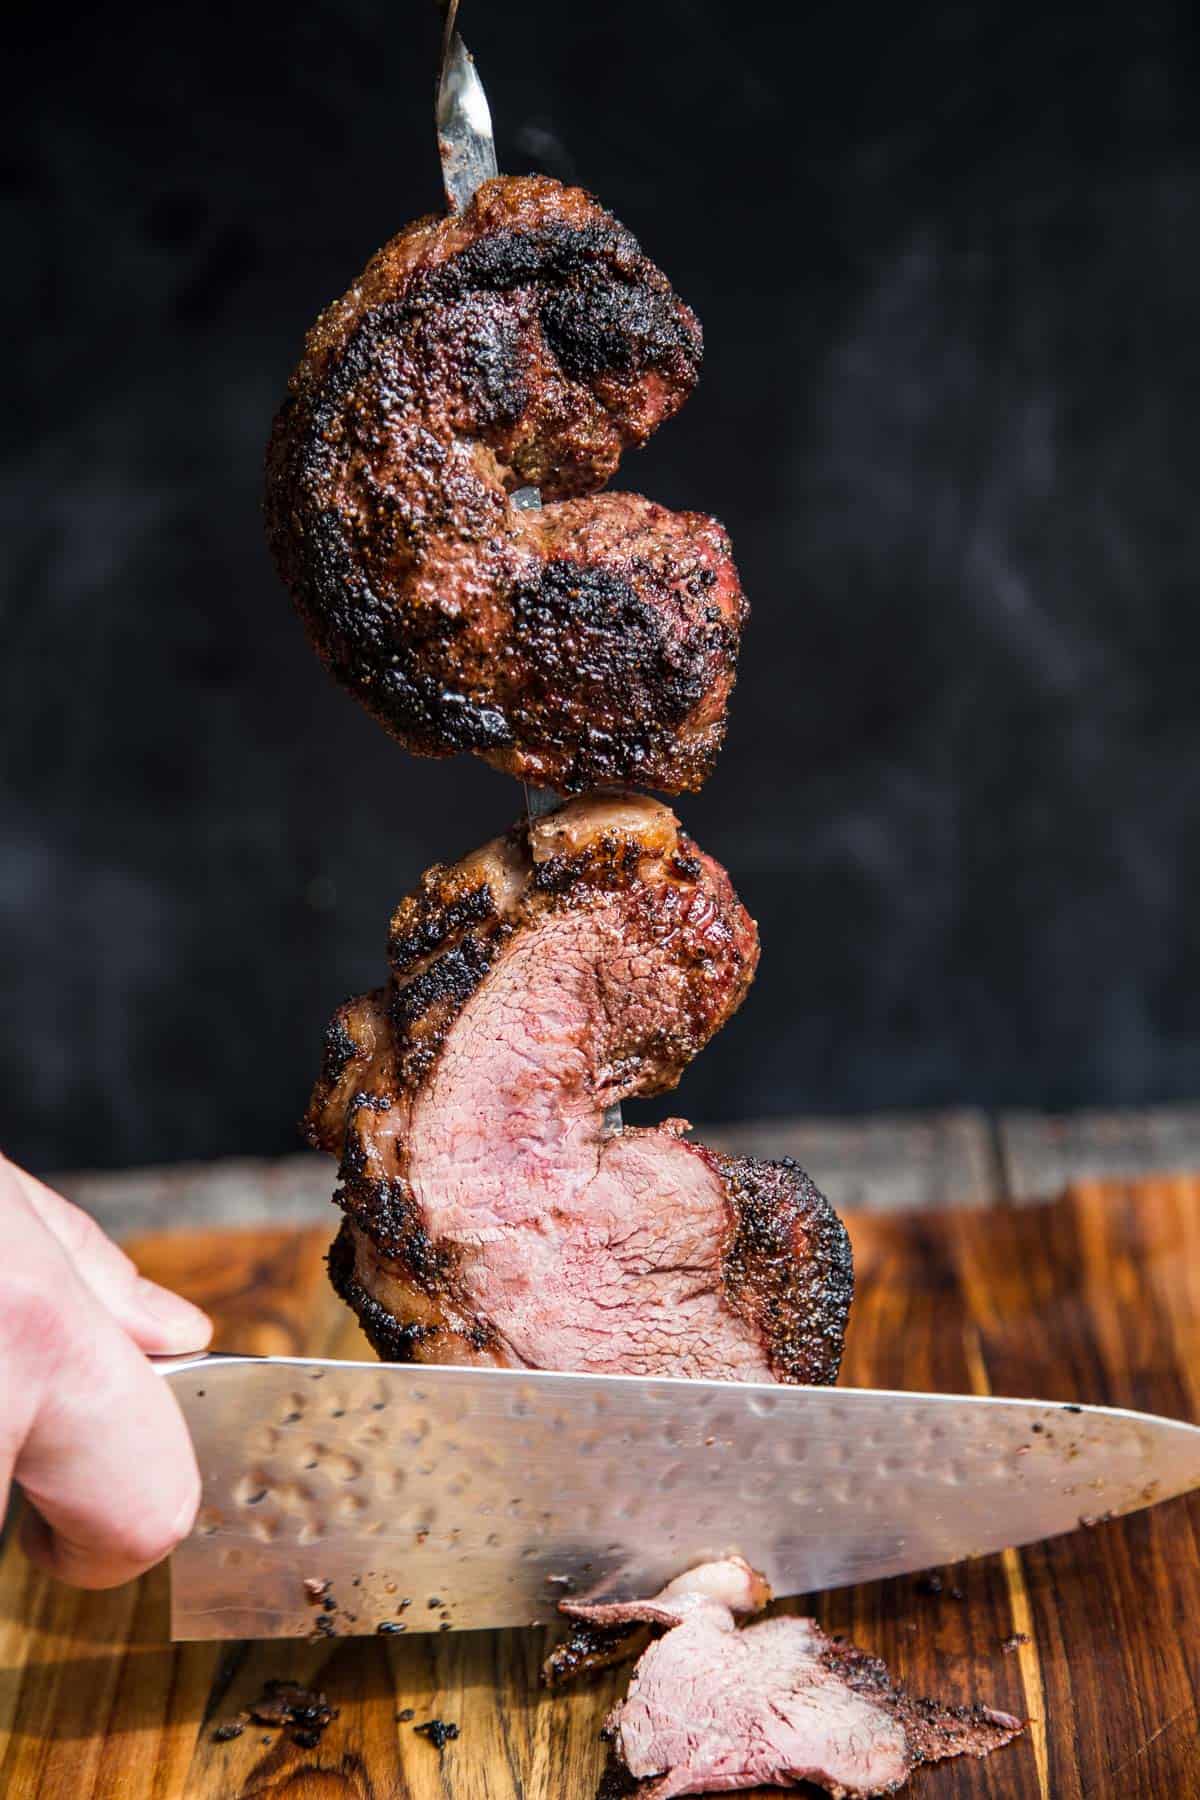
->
[
  {"left": 554, "top": 1561, "right": 1024, "bottom": 1798},
  {"left": 265, "top": 175, "right": 746, "bottom": 795},
  {"left": 307, "top": 793, "right": 852, "bottom": 1381}
]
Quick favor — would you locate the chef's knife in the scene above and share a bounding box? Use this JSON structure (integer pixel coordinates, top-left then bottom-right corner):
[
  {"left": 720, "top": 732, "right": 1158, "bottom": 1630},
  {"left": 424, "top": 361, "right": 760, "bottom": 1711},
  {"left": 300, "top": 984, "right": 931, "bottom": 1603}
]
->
[{"left": 161, "top": 1352, "right": 1200, "bottom": 1641}]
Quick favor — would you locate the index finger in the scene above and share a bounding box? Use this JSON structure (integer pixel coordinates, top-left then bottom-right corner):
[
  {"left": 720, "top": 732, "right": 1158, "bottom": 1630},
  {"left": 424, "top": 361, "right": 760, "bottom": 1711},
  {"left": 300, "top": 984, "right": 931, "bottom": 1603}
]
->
[
  {"left": 3, "top": 1190, "right": 202, "bottom": 1589},
  {"left": 2, "top": 1154, "right": 212, "bottom": 1354}
]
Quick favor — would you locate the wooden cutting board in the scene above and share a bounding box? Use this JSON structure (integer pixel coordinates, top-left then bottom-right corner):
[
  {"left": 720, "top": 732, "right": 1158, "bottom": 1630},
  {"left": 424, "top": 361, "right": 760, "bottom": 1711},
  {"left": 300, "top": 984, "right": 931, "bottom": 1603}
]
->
[{"left": 3, "top": 1175, "right": 1200, "bottom": 1799}]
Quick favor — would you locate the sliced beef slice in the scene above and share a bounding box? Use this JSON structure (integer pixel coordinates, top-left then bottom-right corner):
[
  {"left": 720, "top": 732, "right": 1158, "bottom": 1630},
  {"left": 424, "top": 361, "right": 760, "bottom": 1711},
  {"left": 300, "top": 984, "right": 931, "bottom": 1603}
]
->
[{"left": 556, "top": 1561, "right": 1024, "bottom": 1798}]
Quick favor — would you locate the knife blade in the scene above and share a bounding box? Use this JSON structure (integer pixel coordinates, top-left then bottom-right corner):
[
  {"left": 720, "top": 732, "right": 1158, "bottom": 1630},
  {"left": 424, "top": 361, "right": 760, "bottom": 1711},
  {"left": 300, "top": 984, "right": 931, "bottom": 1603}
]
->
[{"left": 161, "top": 1352, "right": 1200, "bottom": 1640}]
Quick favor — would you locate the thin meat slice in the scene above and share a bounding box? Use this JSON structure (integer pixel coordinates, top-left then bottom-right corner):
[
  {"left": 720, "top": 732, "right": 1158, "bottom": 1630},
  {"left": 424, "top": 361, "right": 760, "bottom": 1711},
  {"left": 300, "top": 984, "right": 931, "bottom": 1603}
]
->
[
  {"left": 554, "top": 1562, "right": 1024, "bottom": 1798},
  {"left": 543, "top": 1557, "right": 771, "bottom": 1691},
  {"left": 307, "top": 794, "right": 852, "bottom": 1382},
  {"left": 266, "top": 175, "right": 746, "bottom": 794}
]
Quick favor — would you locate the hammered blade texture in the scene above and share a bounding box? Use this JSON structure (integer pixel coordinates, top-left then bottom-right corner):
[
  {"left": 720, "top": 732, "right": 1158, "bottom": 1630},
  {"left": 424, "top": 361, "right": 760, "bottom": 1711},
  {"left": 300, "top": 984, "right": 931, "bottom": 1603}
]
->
[{"left": 167, "top": 1357, "right": 1200, "bottom": 1639}]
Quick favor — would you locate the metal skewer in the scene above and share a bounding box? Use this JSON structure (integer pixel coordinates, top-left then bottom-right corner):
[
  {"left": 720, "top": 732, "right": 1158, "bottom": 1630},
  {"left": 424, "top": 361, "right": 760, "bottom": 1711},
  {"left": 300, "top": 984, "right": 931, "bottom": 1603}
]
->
[
  {"left": 435, "top": 6, "right": 621, "bottom": 1134},
  {"left": 436, "top": 0, "right": 498, "bottom": 212}
]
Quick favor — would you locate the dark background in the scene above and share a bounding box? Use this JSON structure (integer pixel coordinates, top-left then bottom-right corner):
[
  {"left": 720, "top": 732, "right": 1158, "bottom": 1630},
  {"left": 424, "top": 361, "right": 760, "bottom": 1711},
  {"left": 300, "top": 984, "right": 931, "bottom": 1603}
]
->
[{"left": 5, "top": 0, "right": 1199, "bottom": 1175}]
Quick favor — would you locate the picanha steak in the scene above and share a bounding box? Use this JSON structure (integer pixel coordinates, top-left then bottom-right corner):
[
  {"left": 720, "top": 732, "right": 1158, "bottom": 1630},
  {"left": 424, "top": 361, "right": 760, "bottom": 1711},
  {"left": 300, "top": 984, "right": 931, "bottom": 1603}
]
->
[
  {"left": 265, "top": 175, "right": 745, "bottom": 794},
  {"left": 306, "top": 794, "right": 852, "bottom": 1381}
]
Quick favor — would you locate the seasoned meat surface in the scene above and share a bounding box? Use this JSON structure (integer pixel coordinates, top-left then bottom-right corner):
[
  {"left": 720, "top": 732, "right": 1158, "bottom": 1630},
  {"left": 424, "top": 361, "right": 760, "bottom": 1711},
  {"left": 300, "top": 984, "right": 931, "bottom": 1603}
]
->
[
  {"left": 308, "top": 794, "right": 852, "bottom": 1381},
  {"left": 554, "top": 1561, "right": 1024, "bottom": 1797},
  {"left": 265, "top": 175, "right": 745, "bottom": 794}
]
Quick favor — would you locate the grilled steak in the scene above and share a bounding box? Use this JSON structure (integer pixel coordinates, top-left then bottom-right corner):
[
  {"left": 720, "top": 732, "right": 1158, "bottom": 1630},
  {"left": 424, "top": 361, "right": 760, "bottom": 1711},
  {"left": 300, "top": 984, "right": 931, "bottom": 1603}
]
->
[
  {"left": 265, "top": 175, "right": 745, "bottom": 794},
  {"left": 554, "top": 1561, "right": 1024, "bottom": 1798},
  {"left": 307, "top": 794, "right": 852, "bottom": 1380}
]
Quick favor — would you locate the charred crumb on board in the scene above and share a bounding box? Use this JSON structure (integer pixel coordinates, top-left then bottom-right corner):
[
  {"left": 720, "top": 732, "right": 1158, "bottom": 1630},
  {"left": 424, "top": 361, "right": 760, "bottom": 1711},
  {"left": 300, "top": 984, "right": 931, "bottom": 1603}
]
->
[
  {"left": 413, "top": 1718, "right": 460, "bottom": 1750},
  {"left": 213, "top": 1681, "right": 339, "bottom": 1751},
  {"left": 249, "top": 1680, "right": 338, "bottom": 1735}
]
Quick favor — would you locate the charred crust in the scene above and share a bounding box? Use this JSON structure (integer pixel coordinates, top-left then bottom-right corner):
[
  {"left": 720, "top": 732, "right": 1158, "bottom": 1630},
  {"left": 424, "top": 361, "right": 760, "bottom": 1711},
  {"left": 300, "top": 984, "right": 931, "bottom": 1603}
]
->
[
  {"left": 301, "top": 993, "right": 389, "bottom": 1153},
  {"left": 335, "top": 1174, "right": 456, "bottom": 1295},
  {"left": 541, "top": 1618, "right": 651, "bottom": 1691},
  {"left": 713, "top": 1154, "right": 854, "bottom": 1385},
  {"left": 820, "top": 1642, "right": 1025, "bottom": 1763},
  {"left": 387, "top": 881, "right": 498, "bottom": 972},
  {"left": 537, "top": 261, "right": 699, "bottom": 383},
  {"left": 492, "top": 558, "right": 726, "bottom": 790},
  {"left": 421, "top": 221, "right": 702, "bottom": 381},
  {"left": 531, "top": 837, "right": 645, "bottom": 896},
  {"left": 336, "top": 1091, "right": 393, "bottom": 1177},
  {"left": 328, "top": 1217, "right": 497, "bottom": 1361},
  {"left": 390, "top": 929, "right": 510, "bottom": 1090},
  {"left": 326, "top": 1221, "right": 438, "bottom": 1364},
  {"left": 319, "top": 1013, "right": 359, "bottom": 1087}
]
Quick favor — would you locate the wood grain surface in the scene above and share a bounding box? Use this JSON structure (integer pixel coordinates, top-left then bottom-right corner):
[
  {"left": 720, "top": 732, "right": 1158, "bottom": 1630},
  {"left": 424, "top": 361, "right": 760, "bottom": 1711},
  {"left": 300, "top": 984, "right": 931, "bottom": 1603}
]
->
[{"left": 4, "top": 1178, "right": 1200, "bottom": 1797}]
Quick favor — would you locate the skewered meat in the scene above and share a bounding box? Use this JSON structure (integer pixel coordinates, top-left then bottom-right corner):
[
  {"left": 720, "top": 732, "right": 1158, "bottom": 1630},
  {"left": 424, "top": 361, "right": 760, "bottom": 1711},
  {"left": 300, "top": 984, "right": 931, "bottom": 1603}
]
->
[
  {"left": 266, "top": 176, "right": 745, "bottom": 794},
  {"left": 306, "top": 794, "right": 852, "bottom": 1381},
  {"left": 552, "top": 1560, "right": 1024, "bottom": 1797}
]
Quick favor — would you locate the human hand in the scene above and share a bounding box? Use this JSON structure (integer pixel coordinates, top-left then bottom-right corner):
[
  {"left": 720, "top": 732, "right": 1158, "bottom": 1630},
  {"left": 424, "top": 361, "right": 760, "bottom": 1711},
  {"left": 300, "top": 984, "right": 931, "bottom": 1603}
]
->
[{"left": 0, "top": 1152, "right": 212, "bottom": 1587}]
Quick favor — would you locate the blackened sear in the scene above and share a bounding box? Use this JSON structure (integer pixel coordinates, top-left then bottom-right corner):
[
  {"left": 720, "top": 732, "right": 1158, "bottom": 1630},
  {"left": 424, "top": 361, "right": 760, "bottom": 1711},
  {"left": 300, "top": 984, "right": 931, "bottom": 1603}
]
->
[{"left": 265, "top": 175, "right": 746, "bottom": 795}]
